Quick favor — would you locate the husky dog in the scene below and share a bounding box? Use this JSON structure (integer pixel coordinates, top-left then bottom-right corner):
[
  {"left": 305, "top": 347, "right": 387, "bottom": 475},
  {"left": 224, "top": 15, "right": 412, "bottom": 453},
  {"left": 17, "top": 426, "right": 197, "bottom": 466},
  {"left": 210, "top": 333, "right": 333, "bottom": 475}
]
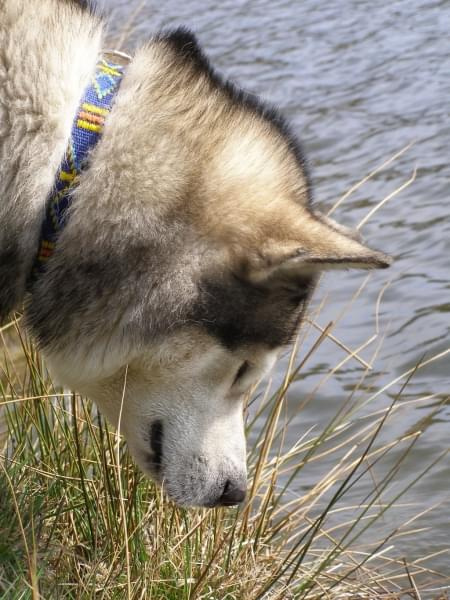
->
[{"left": 0, "top": 0, "right": 391, "bottom": 507}]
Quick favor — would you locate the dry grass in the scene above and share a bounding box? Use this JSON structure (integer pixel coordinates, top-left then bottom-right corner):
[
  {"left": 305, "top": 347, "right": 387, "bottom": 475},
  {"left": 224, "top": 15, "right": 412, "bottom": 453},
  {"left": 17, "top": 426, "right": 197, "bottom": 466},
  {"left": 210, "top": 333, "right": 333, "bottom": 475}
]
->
[{"left": 0, "top": 148, "right": 449, "bottom": 599}]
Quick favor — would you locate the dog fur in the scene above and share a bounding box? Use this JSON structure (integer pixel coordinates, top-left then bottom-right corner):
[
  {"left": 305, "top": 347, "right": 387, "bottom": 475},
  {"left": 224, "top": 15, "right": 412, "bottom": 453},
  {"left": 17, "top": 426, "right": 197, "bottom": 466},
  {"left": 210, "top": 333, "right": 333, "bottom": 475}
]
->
[{"left": 0, "top": 0, "right": 391, "bottom": 507}]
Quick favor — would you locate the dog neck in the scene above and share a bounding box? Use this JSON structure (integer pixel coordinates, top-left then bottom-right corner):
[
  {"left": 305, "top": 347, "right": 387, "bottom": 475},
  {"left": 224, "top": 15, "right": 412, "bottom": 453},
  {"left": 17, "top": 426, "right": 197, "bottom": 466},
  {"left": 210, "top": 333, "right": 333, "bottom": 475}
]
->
[{"left": 0, "top": 0, "right": 103, "bottom": 320}]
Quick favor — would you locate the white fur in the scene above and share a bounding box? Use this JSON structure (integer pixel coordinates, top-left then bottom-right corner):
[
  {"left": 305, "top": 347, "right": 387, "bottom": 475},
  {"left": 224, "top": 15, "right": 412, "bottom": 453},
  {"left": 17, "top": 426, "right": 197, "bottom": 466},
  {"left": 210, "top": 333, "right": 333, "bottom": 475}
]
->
[{"left": 47, "top": 330, "right": 279, "bottom": 507}]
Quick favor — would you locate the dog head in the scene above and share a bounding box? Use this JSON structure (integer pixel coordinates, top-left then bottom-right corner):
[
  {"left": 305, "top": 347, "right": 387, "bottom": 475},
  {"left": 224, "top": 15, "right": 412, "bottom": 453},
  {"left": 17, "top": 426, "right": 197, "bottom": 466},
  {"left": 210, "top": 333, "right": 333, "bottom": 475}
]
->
[{"left": 27, "top": 30, "right": 391, "bottom": 507}]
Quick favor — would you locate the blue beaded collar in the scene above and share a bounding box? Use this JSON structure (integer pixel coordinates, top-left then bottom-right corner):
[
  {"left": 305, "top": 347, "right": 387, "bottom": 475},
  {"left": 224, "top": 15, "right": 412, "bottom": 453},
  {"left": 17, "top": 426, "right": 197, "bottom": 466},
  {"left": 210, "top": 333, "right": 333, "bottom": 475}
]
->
[{"left": 31, "top": 56, "right": 126, "bottom": 280}]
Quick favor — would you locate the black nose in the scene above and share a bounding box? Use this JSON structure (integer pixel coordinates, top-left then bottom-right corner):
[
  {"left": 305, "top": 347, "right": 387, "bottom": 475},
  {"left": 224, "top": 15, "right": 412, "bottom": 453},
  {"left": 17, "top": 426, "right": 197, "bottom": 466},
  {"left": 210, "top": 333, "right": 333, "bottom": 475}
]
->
[{"left": 216, "top": 479, "right": 246, "bottom": 507}]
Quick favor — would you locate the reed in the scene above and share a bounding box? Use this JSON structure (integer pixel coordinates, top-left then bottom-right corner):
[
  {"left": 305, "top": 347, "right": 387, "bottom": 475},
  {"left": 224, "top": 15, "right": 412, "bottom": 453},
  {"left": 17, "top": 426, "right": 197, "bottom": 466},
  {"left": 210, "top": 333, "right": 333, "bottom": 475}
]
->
[{"left": 0, "top": 150, "right": 448, "bottom": 599}]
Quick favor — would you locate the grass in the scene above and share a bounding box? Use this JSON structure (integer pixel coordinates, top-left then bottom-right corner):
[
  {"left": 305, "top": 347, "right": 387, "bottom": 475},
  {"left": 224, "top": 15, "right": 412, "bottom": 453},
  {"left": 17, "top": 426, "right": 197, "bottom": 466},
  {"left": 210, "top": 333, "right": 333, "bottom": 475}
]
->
[{"left": 1, "top": 150, "right": 449, "bottom": 599}]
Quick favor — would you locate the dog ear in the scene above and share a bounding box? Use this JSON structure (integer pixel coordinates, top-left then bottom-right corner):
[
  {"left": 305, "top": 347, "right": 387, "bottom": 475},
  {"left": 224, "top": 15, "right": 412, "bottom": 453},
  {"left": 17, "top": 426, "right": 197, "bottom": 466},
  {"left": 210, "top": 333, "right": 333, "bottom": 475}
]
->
[{"left": 244, "top": 212, "right": 392, "bottom": 286}]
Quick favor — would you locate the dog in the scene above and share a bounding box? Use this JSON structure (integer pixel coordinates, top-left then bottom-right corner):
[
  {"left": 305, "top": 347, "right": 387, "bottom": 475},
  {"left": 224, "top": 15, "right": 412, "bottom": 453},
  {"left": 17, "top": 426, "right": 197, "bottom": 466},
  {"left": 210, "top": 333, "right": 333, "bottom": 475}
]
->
[{"left": 0, "top": 0, "right": 391, "bottom": 508}]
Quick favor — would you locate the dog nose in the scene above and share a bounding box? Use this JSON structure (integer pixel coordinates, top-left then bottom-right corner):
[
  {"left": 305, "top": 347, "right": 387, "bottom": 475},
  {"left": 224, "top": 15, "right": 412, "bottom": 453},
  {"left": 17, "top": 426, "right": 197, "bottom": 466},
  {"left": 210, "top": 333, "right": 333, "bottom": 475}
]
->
[{"left": 216, "top": 479, "right": 246, "bottom": 507}]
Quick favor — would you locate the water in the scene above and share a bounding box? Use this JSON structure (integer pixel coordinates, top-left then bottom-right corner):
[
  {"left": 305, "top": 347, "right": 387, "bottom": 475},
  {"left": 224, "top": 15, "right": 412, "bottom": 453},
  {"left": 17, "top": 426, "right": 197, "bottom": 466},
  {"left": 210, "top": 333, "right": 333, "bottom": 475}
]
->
[{"left": 103, "top": 0, "right": 450, "bottom": 573}]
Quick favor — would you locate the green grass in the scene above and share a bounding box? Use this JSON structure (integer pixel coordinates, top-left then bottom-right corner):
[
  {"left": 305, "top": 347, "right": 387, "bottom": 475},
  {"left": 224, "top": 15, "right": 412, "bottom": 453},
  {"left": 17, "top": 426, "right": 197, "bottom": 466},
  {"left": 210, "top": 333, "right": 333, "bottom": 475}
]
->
[{"left": 1, "top": 155, "right": 449, "bottom": 599}]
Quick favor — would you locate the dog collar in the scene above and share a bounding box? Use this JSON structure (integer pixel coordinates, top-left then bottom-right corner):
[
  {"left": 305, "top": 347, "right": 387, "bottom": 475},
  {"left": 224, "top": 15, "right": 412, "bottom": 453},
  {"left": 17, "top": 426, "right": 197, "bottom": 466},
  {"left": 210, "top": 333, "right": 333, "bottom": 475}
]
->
[{"left": 31, "top": 55, "right": 126, "bottom": 280}]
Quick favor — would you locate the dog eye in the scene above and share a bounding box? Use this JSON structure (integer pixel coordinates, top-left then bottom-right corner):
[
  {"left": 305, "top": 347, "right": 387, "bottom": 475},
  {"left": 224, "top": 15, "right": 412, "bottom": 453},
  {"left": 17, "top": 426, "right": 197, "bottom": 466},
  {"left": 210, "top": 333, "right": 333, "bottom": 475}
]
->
[{"left": 233, "top": 361, "right": 250, "bottom": 385}]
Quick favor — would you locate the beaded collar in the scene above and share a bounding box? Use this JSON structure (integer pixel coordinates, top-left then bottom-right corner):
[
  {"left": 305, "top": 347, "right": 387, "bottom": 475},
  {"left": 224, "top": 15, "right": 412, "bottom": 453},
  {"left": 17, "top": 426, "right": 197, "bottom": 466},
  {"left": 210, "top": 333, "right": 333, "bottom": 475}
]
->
[{"left": 31, "top": 55, "right": 127, "bottom": 280}]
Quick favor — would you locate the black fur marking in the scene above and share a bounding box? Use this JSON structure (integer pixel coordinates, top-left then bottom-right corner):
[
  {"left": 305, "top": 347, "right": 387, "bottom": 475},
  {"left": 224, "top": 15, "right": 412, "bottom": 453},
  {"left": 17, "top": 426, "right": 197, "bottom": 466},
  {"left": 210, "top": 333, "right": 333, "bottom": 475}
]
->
[
  {"left": 190, "top": 273, "right": 316, "bottom": 350},
  {"left": 155, "top": 28, "right": 208, "bottom": 70},
  {"left": 157, "top": 27, "right": 313, "bottom": 205},
  {"left": 150, "top": 420, "right": 163, "bottom": 473}
]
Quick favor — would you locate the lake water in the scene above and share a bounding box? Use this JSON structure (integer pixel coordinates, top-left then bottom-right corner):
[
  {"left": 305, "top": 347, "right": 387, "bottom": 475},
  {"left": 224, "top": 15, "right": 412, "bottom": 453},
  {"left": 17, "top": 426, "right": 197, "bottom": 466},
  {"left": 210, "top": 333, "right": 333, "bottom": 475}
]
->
[{"left": 103, "top": 0, "right": 450, "bottom": 575}]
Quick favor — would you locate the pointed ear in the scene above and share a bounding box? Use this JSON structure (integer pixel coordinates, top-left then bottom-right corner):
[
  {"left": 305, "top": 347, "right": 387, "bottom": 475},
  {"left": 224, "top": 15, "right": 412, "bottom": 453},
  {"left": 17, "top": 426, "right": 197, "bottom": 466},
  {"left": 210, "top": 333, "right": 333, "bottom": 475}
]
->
[{"left": 244, "top": 212, "right": 392, "bottom": 286}]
